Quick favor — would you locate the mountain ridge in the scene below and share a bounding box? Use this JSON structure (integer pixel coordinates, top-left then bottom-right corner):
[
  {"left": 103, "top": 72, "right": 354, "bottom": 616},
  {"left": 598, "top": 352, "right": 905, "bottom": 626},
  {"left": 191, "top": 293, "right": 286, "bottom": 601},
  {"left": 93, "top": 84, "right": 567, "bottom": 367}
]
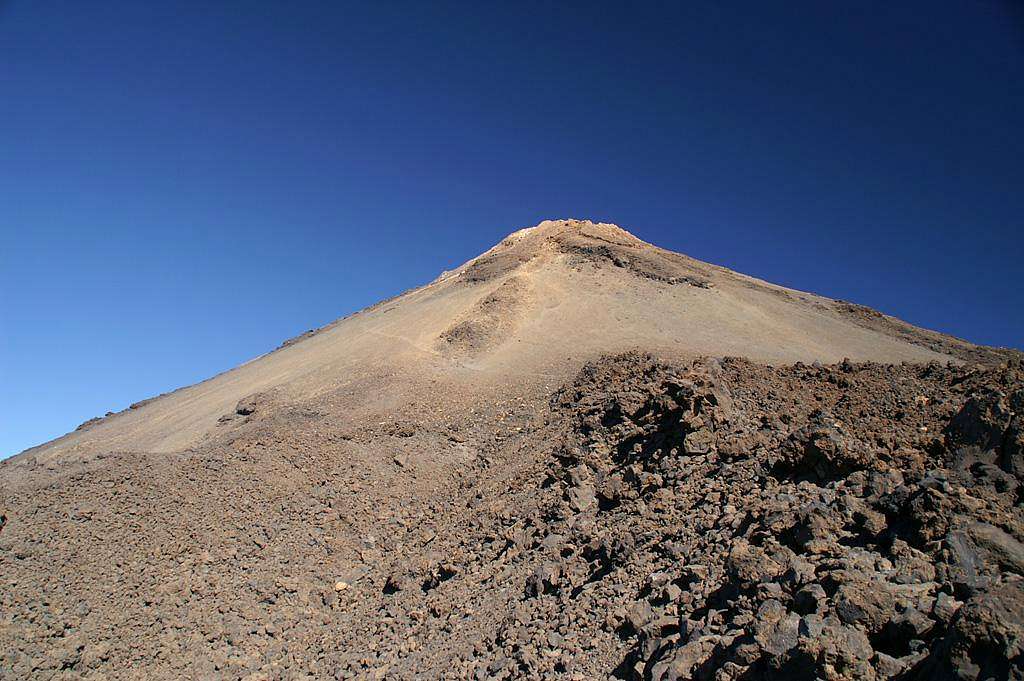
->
[{"left": 11, "top": 219, "right": 1013, "bottom": 464}]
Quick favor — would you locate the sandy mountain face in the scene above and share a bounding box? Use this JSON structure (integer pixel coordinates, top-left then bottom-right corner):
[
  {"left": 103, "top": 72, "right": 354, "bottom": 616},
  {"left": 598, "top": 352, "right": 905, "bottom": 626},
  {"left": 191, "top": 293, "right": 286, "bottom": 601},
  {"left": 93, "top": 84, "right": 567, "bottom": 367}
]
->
[
  {"left": 14, "top": 220, "right": 1004, "bottom": 465},
  {"left": 1, "top": 220, "right": 1021, "bottom": 680}
]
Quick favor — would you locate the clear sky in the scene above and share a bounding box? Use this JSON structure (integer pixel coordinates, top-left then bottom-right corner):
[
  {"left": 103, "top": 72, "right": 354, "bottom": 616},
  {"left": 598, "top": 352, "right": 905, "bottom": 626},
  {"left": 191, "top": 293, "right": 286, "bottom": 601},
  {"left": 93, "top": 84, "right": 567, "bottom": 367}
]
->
[{"left": 1, "top": 1, "right": 1022, "bottom": 457}]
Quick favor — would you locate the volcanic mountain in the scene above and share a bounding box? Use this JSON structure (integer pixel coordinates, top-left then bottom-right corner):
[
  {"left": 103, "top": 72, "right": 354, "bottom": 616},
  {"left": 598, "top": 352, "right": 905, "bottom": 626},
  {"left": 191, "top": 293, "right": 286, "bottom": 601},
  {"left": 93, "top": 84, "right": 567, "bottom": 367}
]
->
[
  {"left": 14, "top": 220, "right": 997, "bottom": 465},
  {"left": 1, "top": 220, "right": 1021, "bottom": 680}
]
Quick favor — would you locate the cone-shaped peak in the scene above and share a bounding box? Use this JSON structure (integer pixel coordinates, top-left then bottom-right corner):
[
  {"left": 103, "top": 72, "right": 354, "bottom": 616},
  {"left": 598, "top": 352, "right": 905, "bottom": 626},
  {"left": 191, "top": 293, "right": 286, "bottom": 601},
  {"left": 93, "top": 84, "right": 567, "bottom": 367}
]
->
[
  {"left": 494, "top": 218, "right": 646, "bottom": 249},
  {"left": 19, "top": 217, "right": 1011, "bottom": 467},
  {"left": 448, "top": 218, "right": 705, "bottom": 287}
]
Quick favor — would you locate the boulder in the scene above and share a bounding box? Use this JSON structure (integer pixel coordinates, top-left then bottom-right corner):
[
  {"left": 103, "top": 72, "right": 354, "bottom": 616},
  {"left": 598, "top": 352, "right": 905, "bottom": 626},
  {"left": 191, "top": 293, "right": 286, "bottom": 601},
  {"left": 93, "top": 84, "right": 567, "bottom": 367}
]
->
[{"left": 914, "top": 580, "right": 1024, "bottom": 680}]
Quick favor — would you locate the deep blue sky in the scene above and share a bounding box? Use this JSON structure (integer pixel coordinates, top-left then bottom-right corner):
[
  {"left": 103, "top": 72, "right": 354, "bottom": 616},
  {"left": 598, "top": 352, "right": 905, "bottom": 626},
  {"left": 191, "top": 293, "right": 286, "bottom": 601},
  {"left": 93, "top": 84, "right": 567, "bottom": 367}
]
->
[{"left": 2, "top": 1, "right": 1022, "bottom": 457}]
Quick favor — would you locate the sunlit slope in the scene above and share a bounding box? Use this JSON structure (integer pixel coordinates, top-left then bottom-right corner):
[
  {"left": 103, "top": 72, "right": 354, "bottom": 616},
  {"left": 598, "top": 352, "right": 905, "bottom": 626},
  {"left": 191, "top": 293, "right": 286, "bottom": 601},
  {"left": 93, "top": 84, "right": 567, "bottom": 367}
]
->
[{"left": 23, "top": 219, "right": 971, "bottom": 463}]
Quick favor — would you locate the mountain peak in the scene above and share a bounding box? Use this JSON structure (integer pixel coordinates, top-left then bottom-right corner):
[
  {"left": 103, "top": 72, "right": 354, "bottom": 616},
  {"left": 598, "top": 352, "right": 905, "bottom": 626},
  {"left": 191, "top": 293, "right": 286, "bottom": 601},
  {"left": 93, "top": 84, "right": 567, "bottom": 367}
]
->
[
  {"left": 444, "top": 219, "right": 673, "bottom": 286},
  {"left": 5, "top": 219, "right": 1017, "bottom": 679},
  {"left": 16, "top": 219, "right": 1012, "bottom": 465},
  {"left": 499, "top": 218, "right": 644, "bottom": 246}
]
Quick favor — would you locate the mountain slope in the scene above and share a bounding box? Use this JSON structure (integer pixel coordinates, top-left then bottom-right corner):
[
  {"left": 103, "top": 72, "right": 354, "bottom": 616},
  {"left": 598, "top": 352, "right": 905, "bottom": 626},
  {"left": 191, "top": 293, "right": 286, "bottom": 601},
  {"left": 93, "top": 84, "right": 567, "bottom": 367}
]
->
[
  {"left": 13, "top": 220, "right": 999, "bottom": 465},
  {"left": 1, "top": 220, "right": 1020, "bottom": 681}
]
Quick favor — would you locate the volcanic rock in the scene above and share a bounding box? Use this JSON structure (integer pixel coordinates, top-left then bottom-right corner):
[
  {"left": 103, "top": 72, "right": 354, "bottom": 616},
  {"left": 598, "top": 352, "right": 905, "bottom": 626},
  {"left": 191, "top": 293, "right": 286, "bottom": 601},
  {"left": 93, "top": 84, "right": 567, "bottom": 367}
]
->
[{"left": 2, "top": 220, "right": 1022, "bottom": 680}]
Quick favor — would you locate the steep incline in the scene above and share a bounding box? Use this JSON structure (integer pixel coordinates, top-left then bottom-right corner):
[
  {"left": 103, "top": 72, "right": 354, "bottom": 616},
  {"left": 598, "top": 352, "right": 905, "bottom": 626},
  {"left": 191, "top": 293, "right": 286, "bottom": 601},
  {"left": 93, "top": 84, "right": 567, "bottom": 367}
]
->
[
  {"left": 1, "top": 220, "right": 1019, "bottom": 681},
  {"left": 12, "top": 220, "right": 997, "bottom": 465}
]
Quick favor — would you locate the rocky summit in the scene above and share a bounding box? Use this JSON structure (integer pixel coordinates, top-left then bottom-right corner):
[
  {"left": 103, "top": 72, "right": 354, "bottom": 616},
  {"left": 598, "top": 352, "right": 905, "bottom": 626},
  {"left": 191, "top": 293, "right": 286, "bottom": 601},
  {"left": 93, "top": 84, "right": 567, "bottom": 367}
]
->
[{"left": 1, "top": 220, "right": 1021, "bottom": 680}]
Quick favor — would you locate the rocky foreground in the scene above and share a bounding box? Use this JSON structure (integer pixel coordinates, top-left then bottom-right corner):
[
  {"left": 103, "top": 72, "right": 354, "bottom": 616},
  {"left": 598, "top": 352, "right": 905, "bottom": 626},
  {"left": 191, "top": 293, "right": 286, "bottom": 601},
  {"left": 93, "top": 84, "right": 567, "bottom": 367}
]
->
[
  {"left": 2, "top": 353, "right": 1023, "bottom": 680},
  {"left": 533, "top": 354, "right": 1024, "bottom": 680}
]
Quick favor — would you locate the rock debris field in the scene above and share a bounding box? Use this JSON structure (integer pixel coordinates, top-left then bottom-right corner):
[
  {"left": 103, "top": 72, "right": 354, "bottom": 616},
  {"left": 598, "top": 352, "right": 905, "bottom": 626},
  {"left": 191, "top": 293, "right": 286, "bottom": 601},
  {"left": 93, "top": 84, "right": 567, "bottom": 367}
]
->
[{"left": 2, "top": 353, "right": 1022, "bottom": 680}]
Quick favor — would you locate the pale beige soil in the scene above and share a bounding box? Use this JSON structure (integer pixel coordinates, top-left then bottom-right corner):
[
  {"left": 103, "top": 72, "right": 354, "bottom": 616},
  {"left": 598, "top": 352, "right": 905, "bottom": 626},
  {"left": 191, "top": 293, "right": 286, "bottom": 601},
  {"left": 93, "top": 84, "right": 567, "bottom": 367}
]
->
[{"left": 16, "top": 220, "right": 973, "bottom": 466}]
